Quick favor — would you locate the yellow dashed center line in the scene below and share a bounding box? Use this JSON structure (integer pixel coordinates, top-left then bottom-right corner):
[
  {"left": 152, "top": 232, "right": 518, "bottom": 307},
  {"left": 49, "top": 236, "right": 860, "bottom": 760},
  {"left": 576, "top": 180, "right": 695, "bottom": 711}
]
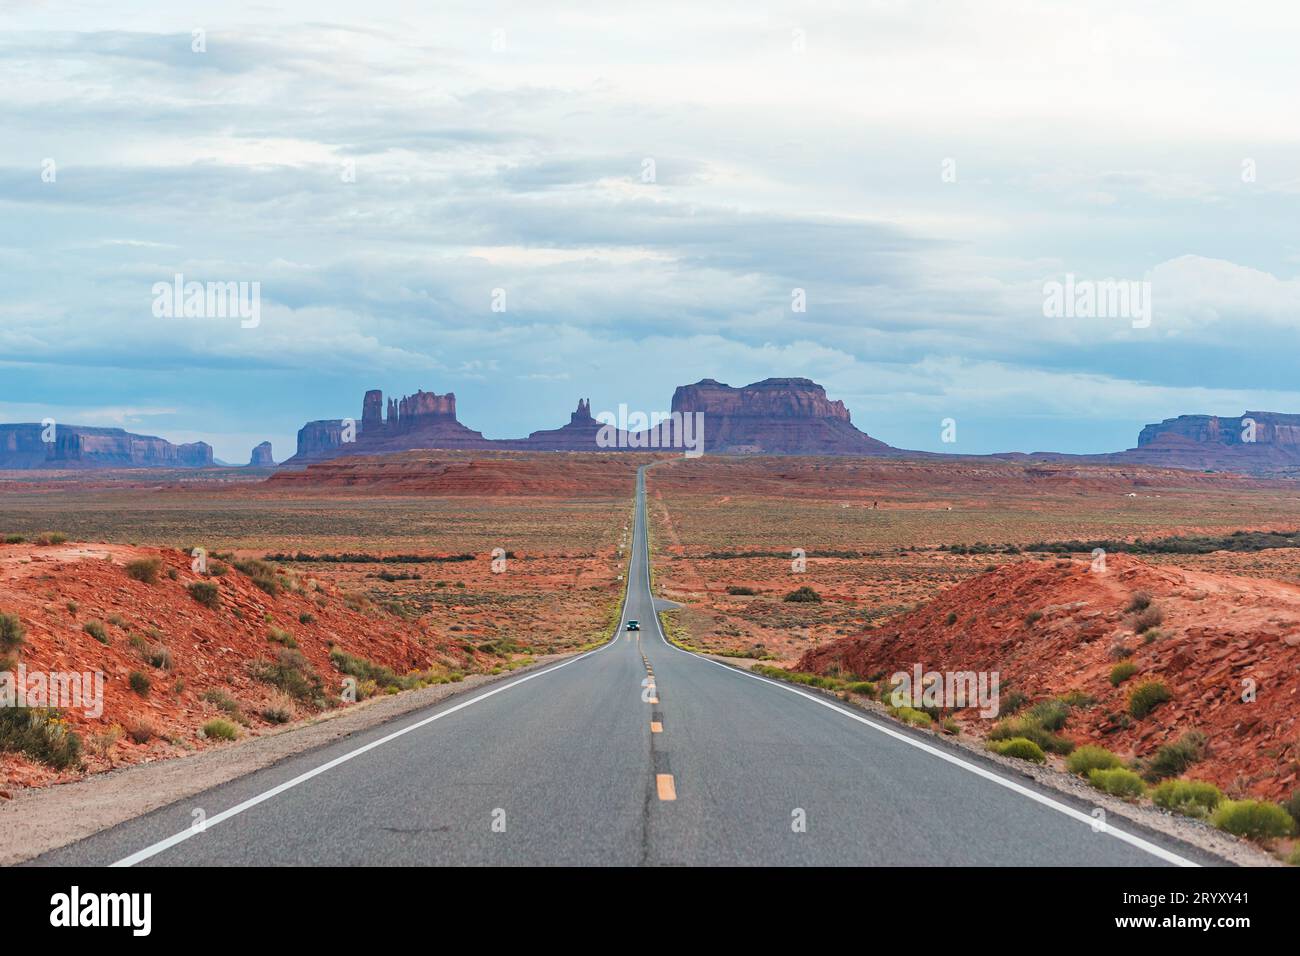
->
[
  {"left": 656, "top": 774, "right": 677, "bottom": 801},
  {"left": 650, "top": 721, "right": 663, "bottom": 733}
]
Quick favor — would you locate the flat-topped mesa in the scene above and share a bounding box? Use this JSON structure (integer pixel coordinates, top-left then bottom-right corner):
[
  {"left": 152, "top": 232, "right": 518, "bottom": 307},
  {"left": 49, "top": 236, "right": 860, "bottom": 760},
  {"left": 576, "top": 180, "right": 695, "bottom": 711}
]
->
[
  {"left": 1139, "top": 412, "right": 1300, "bottom": 448},
  {"left": 666, "top": 378, "right": 897, "bottom": 456},
  {"left": 672, "top": 377, "right": 853, "bottom": 422},
  {"left": 394, "top": 390, "right": 458, "bottom": 430},
  {"left": 249, "top": 441, "right": 274, "bottom": 467},
  {"left": 0, "top": 425, "right": 212, "bottom": 469}
]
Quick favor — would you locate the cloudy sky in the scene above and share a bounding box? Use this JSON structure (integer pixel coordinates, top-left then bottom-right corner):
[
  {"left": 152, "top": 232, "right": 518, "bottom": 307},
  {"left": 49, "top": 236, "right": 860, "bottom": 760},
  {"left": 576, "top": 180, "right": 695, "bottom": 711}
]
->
[{"left": 2, "top": 1, "right": 1299, "bottom": 462}]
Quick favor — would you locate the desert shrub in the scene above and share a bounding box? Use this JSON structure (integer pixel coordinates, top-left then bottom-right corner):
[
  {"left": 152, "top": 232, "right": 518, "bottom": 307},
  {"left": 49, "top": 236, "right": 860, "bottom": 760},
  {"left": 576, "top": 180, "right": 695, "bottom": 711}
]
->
[
  {"left": 1026, "top": 698, "right": 1070, "bottom": 731},
  {"left": 188, "top": 581, "right": 220, "bottom": 609},
  {"left": 1066, "top": 745, "right": 1124, "bottom": 775},
  {"left": 1058, "top": 689, "right": 1095, "bottom": 708},
  {"left": 83, "top": 620, "right": 109, "bottom": 644},
  {"left": 123, "top": 715, "right": 157, "bottom": 744},
  {"left": 989, "top": 737, "right": 1045, "bottom": 763},
  {"left": 253, "top": 648, "right": 323, "bottom": 704},
  {"left": 846, "top": 681, "right": 877, "bottom": 696},
  {"left": 945, "top": 611, "right": 958, "bottom": 625},
  {"left": 267, "top": 626, "right": 297, "bottom": 648},
  {"left": 128, "top": 670, "right": 151, "bottom": 696},
  {"left": 890, "top": 706, "right": 932, "bottom": 727},
  {"left": 1212, "top": 800, "right": 1294, "bottom": 841},
  {"left": 234, "top": 558, "right": 282, "bottom": 596},
  {"left": 107, "top": 613, "right": 127, "bottom": 628},
  {"left": 1125, "top": 591, "right": 1152, "bottom": 613},
  {"left": 1143, "top": 731, "right": 1208, "bottom": 781},
  {"left": 988, "top": 716, "right": 1074, "bottom": 755},
  {"left": 201, "top": 719, "right": 239, "bottom": 742},
  {"left": 1000, "top": 690, "right": 1028, "bottom": 714},
  {"left": 1109, "top": 642, "right": 1133, "bottom": 660},
  {"left": 1088, "top": 767, "right": 1146, "bottom": 799},
  {"left": 261, "top": 706, "right": 292, "bottom": 724},
  {"left": 0, "top": 612, "right": 25, "bottom": 653},
  {"left": 142, "top": 642, "right": 173, "bottom": 670},
  {"left": 299, "top": 612, "right": 315, "bottom": 624},
  {"left": 783, "top": 586, "right": 821, "bottom": 603},
  {"left": 1024, "top": 610, "right": 1043, "bottom": 625},
  {"left": 209, "top": 561, "right": 229, "bottom": 577},
  {"left": 1109, "top": 660, "right": 1138, "bottom": 686},
  {"left": 941, "top": 716, "right": 961, "bottom": 735},
  {"left": 124, "top": 557, "right": 163, "bottom": 584},
  {"left": 1128, "top": 680, "right": 1172, "bottom": 719},
  {"left": 3, "top": 534, "right": 24, "bottom": 544},
  {"left": 1131, "top": 605, "right": 1164, "bottom": 634},
  {"left": 0, "top": 707, "right": 83, "bottom": 769},
  {"left": 65, "top": 600, "right": 78, "bottom": 614},
  {"left": 1284, "top": 788, "right": 1300, "bottom": 829},
  {"left": 1152, "top": 779, "right": 1222, "bottom": 818},
  {"left": 34, "top": 532, "right": 67, "bottom": 546},
  {"left": 726, "top": 586, "right": 757, "bottom": 596}
]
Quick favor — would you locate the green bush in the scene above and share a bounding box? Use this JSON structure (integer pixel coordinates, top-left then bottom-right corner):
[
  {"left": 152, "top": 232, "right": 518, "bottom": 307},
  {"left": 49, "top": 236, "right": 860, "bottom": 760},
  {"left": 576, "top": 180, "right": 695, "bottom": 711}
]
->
[
  {"left": 1088, "top": 767, "right": 1146, "bottom": 799},
  {"left": 0, "top": 707, "right": 83, "bottom": 769},
  {"left": 124, "top": 557, "right": 163, "bottom": 584},
  {"left": 1128, "top": 680, "right": 1171, "bottom": 719},
  {"left": 128, "top": 670, "right": 151, "bottom": 696},
  {"left": 253, "top": 648, "right": 324, "bottom": 704},
  {"left": 201, "top": 719, "right": 239, "bottom": 742},
  {"left": 1109, "top": 660, "right": 1138, "bottom": 686},
  {"left": 34, "top": 532, "right": 67, "bottom": 546},
  {"left": 988, "top": 716, "right": 1074, "bottom": 754},
  {"left": 0, "top": 612, "right": 25, "bottom": 653},
  {"left": 267, "top": 626, "right": 297, "bottom": 648},
  {"left": 1283, "top": 788, "right": 1300, "bottom": 830},
  {"left": 234, "top": 559, "right": 282, "bottom": 596},
  {"left": 890, "top": 706, "right": 932, "bottom": 728},
  {"left": 1026, "top": 698, "right": 1070, "bottom": 731},
  {"left": 988, "top": 737, "right": 1045, "bottom": 763},
  {"left": 1143, "top": 731, "right": 1208, "bottom": 781},
  {"left": 726, "top": 585, "right": 758, "bottom": 596},
  {"left": 846, "top": 681, "right": 877, "bottom": 696},
  {"left": 83, "top": 620, "right": 109, "bottom": 644},
  {"left": 782, "top": 585, "right": 822, "bottom": 603},
  {"left": 3, "top": 534, "right": 24, "bottom": 544},
  {"left": 188, "top": 581, "right": 220, "bottom": 609},
  {"left": 1212, "top": 800, "right": 1294, "bottom": 841},
  {"left": 1066, "top": 745, "right": 1124, "bottom": 775},
  {"left": 1152, "top": 779, "right": 1223, "bottom": 818}
]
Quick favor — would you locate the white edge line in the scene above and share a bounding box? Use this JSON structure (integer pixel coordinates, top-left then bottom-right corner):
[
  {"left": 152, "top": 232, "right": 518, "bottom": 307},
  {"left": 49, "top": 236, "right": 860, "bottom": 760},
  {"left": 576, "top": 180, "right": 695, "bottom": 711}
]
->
[
  {"left": 111, "top": 487, "right": 644, "bottom": 868},
  {"left": 637, "top": 467, "right": 1199, "bottom": 869}
]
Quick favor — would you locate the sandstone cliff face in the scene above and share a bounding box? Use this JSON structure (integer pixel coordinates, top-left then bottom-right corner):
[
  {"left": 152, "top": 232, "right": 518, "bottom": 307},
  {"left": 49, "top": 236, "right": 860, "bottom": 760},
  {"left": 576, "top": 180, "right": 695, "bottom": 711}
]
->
[
  {"left": 0, "top": 425, "right": 212, "bottom": 469},
  {"left": 668, "top": 378, "right": 899, "bottom": 456},
  {"left": 1139, "top": 412, "right": 1300, "bottom": 449},
  {"left": 672, "top": 378, "right": 852, "bottom": 422},
  {"left": 249, "top": 441, "right": 275, "bottom": 467},
  {"left": 284, "top": 388, "right": 491, "bottom": 466}
]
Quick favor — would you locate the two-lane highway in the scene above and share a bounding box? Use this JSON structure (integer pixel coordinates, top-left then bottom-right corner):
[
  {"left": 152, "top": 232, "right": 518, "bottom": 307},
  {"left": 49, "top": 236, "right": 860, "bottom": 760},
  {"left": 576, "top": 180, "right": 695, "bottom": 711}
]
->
[{"left": 32, "top": 466, "right": 1213, "bottom": 866}]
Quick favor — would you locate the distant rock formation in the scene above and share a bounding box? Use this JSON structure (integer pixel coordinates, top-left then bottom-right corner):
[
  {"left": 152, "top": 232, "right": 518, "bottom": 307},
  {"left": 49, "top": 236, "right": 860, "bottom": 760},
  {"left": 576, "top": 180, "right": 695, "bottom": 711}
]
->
[
  {"left": 1119, "top": 412, "right": 1300, "bottom": 473},
  {"left": 281, "top": 379, "right": 906, "bottom": 466},
  {"left": 668, "top": 378, "right": 900, "bottom": 456},
  {"left": 0, "top": 425, "right": 212, "bottom": 469},
  {"left": 249, "top": 441, "right": 275, "bottom": 467},
  {"left": 283, "top": 388, "right": 492, "bottom": 466}
]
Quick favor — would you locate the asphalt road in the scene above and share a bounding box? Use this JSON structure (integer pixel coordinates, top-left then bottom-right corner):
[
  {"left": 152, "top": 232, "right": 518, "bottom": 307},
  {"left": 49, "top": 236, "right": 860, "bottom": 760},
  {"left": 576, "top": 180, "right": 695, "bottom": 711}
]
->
[{"left": 32, "top": 466, "right": 1215, "bottom": 866}]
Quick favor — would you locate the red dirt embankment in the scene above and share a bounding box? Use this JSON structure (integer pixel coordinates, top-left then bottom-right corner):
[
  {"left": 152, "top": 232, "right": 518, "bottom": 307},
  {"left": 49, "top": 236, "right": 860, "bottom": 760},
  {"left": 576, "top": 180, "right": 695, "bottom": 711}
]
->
[
  {"left": 797, "top": 554, "right": 1300, "bottom": 799},
  {"left": 0, "top": 542, "right": 488, "bottom": 789}
]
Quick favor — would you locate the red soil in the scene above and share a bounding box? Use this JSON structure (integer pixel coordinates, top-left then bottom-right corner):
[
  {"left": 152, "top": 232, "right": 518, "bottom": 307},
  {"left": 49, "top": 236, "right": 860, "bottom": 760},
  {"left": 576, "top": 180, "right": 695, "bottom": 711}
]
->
[
  {"left": 0, "top": 542, "right": 488, "bottom": 788},
  {"left": 797, "top": 554, "right": 1300, "bottom": 799}
]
